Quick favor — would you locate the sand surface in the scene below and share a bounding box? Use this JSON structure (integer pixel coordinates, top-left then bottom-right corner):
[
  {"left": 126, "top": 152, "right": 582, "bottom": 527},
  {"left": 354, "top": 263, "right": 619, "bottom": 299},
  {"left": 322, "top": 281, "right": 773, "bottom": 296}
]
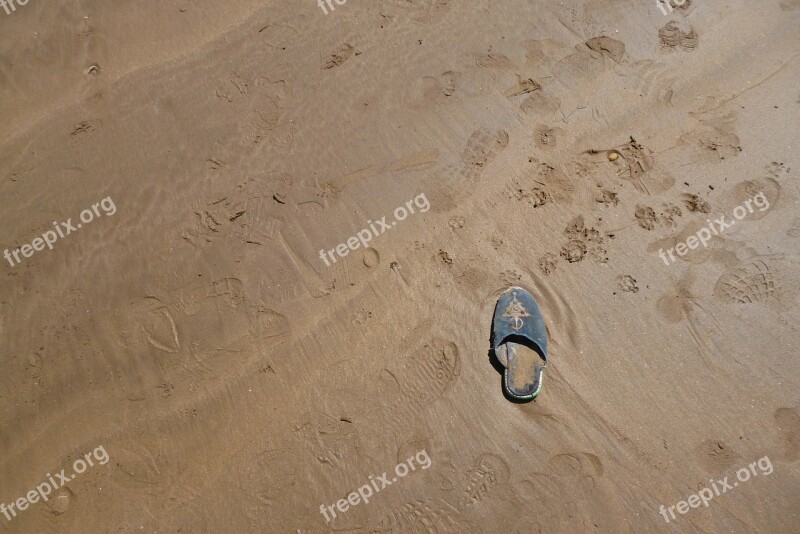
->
[{"left": 1, "top": 0, "right": 799, "bottom": 532}]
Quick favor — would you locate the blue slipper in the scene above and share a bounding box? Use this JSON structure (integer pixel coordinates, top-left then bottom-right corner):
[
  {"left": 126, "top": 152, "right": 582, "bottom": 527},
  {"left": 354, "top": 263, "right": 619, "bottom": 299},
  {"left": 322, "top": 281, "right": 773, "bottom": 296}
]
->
[{"left": 491, "top": 287, "right": 548, "bottom": 400}]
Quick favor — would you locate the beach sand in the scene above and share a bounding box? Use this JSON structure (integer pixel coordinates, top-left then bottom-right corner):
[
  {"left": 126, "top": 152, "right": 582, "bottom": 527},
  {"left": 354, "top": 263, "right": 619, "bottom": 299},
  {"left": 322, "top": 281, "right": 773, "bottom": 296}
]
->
[{"left": 0, "top": 0, "right": 799, "bottom": 532}]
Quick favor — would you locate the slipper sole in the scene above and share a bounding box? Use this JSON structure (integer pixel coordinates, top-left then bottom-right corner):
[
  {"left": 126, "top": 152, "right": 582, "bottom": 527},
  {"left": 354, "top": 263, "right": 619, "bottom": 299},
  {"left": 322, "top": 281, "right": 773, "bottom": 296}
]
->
[{"left": 505, "top": 342, "right": 545, "bottom": 399}]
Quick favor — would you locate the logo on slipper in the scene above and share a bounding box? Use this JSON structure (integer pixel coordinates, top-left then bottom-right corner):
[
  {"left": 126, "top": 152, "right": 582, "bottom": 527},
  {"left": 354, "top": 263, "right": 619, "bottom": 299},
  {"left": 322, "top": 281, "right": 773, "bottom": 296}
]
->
[{"left": 502, "top": 292, "right": 530, "bottom": 330}]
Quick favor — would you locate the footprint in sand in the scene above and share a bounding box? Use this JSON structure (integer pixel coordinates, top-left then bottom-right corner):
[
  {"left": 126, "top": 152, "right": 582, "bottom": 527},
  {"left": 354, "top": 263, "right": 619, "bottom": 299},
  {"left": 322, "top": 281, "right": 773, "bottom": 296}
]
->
[
  {"left": 134, "top": 297, "right": 180, "bottom": 354},
  {"left": 516, "top": 462, "right": 611, "bottom": 531},
  {"left": 576, "top": 138, "right": 674, "bottom": 196},
  {"left": 461, "top": 128, "right": 510, "bottom": 170},
  {"left": 551, "top": 37, "right": 625, "bottom": 98},
  {"left": 351, "top": 308, "right": 373, "bottom": 326},
  {"left": 616, "top": 275, "right": 639, "bottom": 293},
  {"left": 632, "top": 59, "right": 679, "bottom": 104},
  {"left": 531, "top": 158, "right": 575, "bottom": 203},
  {"left": 374, "top": 498, "right": 472, "bottom": 533},
  {"left": 458, "top": 453, "right": 511, "bottom": 510},
  {"left": 714, "top": 256, "right": 800, "bottom": 305},
  {"left": 523, "top": 34, "right": 620, "bottom": 115},
  {"left": 559, "top": 215, "right": 607, "bottom": 264},
  {"left": 419, "top": 70, "right": 458, "bottom": 105},
  {"left": 512, "top": 476, "right": 573, "bottom": 532},
  {"left": 635, "top": 205, "right": 659, "bottom": 230},
  {"left": 246, "top": 303, "right": 290, "bottom": 341},
  {"left": 533, "top": 124, "right": 563, "bottom": 150},
  {"left": 184, "top": 173, "right": 292, "bottom": 247},
  {"left": 428, "top": 128, "right": 509, "bottom": 213},
  {"left": 679, "top": 112, "right": 742, "bottom": 163},
  {"left": 500, "top": 269, "right": 522, "bottom": 286},
  {"left": 659, "top": 21, "right": 699, "bottom": 51},
  {"left": 717, "top": 174, "right": 781, "bottom": 221},
  {"left": 507, "top": 172, "right": 552, "bottom": 208},
  {"left": 293, "top": 410, "right": 362, "bottom": 469},
  {"left": 46, "top": 486, "right": 75, "bottom": 516},
  {"left": 547, "top": 452, "right": 604, "bottom": 478},
  {"left": 376, "top": 338, "right": 461, "bottom": 439},
  {"left": 546, "top": 451, "right": 605, "bottom": 494},
  {"left": 681, "top": 193, "right": 711, "bottom": 214},
  {"left": 448, "top": 216, "right": 465, "bottom": 229},
  {"left": 213, "top": 74, "right": 287, "bottom": 147},
  {"left": 585, "top": 36, "right": 626, "bottom": 63},
  {"left": 520, "top": 89, "right": 562, "bottom": 119},
  {"left": 128, "top": 277, "right": 290, "bottom": 399},
  {"left": 614, "top": 137, "right": 675, "bottom": 195},
  {"left": 234, "top": 446, "right": 300, "bottom": 524},
  {"left": 655, "top": 281, "right": 752, "bottom": 369},
  {"left": 714, "top": 259, "right": 778, "bottom": 304},
  {"left": 538, "top": 253, "right": 558, "bottom": 275},
  {"left": 322, "top": 44, "right": 355, "bottom": 70}
]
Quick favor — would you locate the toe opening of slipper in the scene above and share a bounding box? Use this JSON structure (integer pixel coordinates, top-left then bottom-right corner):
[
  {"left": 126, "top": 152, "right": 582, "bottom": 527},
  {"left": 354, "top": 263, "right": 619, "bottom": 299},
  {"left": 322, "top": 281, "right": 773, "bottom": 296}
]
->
[{"left": 497, "top": 334, "right": 546, "bottom": 362}]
